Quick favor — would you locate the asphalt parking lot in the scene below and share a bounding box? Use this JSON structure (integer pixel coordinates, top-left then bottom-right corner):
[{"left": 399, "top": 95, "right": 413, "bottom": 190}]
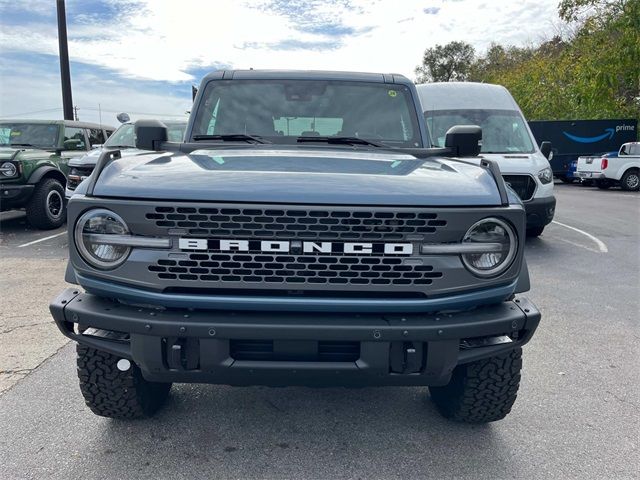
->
[{"left": 1, "top": 184, "right": 638, "bottom": 480}]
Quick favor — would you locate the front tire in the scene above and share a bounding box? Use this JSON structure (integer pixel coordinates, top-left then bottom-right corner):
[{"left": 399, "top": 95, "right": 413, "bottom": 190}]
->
[
  {"left": 429, "top": 348, "right": 522, "bottom": 423},
  {"left": 25, "top": 178, "right": 66, "bottom": 229},
  {"left": 620, "top": 169, "right": 639, "bottom": 191},
  {"left": 526, "top": 226, "right": 545, "bottom": 238},
  {"left": 76, "top": 345, "right": 171, "bottom": 419}
]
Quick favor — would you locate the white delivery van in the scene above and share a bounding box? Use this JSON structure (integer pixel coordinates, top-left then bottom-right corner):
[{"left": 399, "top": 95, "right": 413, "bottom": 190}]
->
[{"left": 417, "top": 82, "right": 555, "bottom": 237}]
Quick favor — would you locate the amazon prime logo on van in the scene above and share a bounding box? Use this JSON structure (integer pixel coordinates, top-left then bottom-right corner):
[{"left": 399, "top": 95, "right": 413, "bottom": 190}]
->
[{"left": 178, "top": 239, "right": 413, "bottom": 255}]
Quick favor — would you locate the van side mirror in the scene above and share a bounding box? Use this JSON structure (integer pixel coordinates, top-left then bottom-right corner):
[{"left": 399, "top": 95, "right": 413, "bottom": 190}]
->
[
  {"left": 444, "top": 125, "right": 482, "bottom": 157},
  {"left": 134, "top": 119, "right": 168, "bottom": 151},
  {"left": 540, "top": 141, "right": 552, "bottom": 159}
]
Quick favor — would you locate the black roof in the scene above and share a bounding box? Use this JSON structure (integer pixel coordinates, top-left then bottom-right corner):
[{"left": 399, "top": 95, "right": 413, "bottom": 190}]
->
[
  {"left": 200, "top": 69, "right": 412, "bottom": 85},
  {"left": 0, "top": 119, "right": 115, "bottom": 129}
]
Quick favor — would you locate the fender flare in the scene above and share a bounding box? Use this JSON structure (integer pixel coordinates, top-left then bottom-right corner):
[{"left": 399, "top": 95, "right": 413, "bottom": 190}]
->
[
  {"left": 27, "top": 166, "right": 66, "bottom": 186},
  {"left": 514, "top": 256, "right": 530, "bottom": 294},
  {"left": 617, "top": 162, "right": 640, "bottom": 180}
]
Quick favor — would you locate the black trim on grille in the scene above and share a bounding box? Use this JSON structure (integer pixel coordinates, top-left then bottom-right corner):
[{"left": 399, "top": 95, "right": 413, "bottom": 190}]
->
[
  {"left": 147, "top": 206, "right": 447, "bottom": 241},
  {"left": 150, "top": 253, "right": 443, "bottom": 288},
  {"left": 502, "top": 175, "right": 536, "bottom": 202}
]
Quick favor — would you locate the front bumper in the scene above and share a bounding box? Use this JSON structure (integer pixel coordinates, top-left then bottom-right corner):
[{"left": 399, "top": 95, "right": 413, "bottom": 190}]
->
[
  {"left": 0, "top": 183, "right": 34, "bottom": 209},
  {"left": 524, "top": 196, "right": 555, "bottom": 228},
  {"left": 50, "top": 288, "right": 540, "bottom": 387}
]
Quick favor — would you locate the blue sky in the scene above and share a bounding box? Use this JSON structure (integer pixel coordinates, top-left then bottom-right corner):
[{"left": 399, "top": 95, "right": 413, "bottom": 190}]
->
[{"left": 0, "top": 0, "right": 560, "bottom": 126}]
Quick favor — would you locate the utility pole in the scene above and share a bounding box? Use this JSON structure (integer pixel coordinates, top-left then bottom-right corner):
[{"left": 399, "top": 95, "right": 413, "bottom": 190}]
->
[
  {"left": 56, "top": 0, "right": 74, "bottom": 120},
  {"left": 73, "top": 106, "right": 79, "bottom": 121}
]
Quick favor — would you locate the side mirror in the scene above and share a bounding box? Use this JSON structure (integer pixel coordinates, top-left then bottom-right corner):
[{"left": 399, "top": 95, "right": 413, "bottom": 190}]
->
[
  {"left": 540, "top": 141, "right": 552, "bottom": 159},
  {"left": 63, "top": 139, "right": 83, "bottom": 151},
  {"left": 117, "top": 112, "right": 131, "bottom": 124},
  {"left": 444, "top": 125, "right": 482, "bottom": 157},
  {"left": 134, "top": 119, "right": 168, "bottom": 151}
]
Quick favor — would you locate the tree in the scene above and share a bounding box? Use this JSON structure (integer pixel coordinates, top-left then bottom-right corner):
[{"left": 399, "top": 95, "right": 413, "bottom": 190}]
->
[{"left": 414, "top": 41, "right": 475, "bottom": 83}]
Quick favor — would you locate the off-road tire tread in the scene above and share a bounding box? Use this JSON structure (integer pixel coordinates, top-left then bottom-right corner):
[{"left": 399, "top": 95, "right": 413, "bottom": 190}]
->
[
  {"left": 25, "top": 178, "right": 65, "bottom": 229},
  {"left": 429, "top": 348, "right": 522, "bottom": 423},
  {"left": 76, "top": 344, "right": 171, "bottom": 419}
]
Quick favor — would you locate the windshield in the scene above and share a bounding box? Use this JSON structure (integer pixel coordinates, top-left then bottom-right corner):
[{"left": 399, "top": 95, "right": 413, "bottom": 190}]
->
[
  {"left": 425, "top": 109, "right": 534, "bottom": 153},
  {"left": 0, "top": 123, "right": 60, "bottom": 148},
  {"left": 192, "top": 80, "right": 421, "bottom": 147},
  {"left": 105, "top": 122, "right": 186, "bottom": 148}
]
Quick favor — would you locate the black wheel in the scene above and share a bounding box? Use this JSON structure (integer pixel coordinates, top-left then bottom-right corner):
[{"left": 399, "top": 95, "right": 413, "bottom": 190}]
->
[
  {"left": 25, "top": 178, "right": 66, "bottom": 229},
  {"left": 595, "top": 179, "right": 612, "bottom": 190},
  {"left": 526, "top": 226, "right": 545, "bottom": 238},
  {"left": 429, "top": 348, "right": 522, "bottom": 423},
  {"left": 76, "top": 344, "right": 171, "bottom": 419},
  {"left": 620, "top": 169, "right": 639, "bottom": 192}
]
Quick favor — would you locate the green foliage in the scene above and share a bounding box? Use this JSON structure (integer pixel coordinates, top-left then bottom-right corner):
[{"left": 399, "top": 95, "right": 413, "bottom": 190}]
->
[
  {"left": 416, "top": 0, "right": 640, "bottom": 122},
  {"left": 415, "top": 41, "right": 475, "bottom": 83}
]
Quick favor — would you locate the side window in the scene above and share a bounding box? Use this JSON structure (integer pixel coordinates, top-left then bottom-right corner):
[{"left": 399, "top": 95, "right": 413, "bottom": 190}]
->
[
  {"left": 87, "top": 128, "right": 105, "bottom": 146},
  {"left": 63, "top": 127, "right": 87, "bottom": 151},
  {"left": 105, "top": 129, "right": 114, "bottom": 139}
]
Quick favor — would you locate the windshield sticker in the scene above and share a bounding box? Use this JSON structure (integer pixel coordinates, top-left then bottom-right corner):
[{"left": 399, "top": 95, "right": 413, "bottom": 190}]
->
[
  {"left": 212, "top": 156, "right": 225, "bottom": 165},
  {"left": 390, "top": 160, "right": 402, "bottom": 168},
  {"left": 388, "top": 90, "right": 397, "bottom": 98},
  {"left": 10, "top": 131, "right": 21, "bottom": 136}
]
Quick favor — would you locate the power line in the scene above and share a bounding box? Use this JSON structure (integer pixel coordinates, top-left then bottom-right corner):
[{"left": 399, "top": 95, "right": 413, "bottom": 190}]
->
[
  {"left": 0, "top": 107, "right": 62, "bottom": 118},
  {"left": 77, "top": 106, "right": 189, "bottom": 117},
  {"left": 0, "top": 106, "right": 189, "bottom": 120}
]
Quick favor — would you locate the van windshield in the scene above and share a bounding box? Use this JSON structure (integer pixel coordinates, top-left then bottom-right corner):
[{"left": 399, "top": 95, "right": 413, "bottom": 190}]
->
[
  {"left": 191, "top": 80, "right": 421, "bottom": 148},
  {"left": 425, "top": 109, "right": 534, "bottom": 154}
]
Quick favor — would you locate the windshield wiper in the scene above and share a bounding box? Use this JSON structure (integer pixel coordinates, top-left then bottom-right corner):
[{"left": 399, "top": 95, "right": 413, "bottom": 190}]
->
[
  {"left": 192, "top": 134, "right": 271, "bottom": 144},
  {"left": 296, "top": 136, "right": 383, "bottom": 147},
  {"left": 105, "top": 145, "right": 135, "bottom": 149},
  {"left": 9, "top": 143, "right": 35, "bottom": 147}
]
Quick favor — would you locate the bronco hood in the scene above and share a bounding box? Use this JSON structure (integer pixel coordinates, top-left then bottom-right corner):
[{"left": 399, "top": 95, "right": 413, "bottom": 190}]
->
[{"left": 90, "top": 147, "right": 503, "bottom": 206}]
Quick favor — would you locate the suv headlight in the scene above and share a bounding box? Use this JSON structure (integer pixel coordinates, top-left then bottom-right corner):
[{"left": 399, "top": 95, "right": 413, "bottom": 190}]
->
[
  {"left": 461, "top": 218, "right": 517, "bottom": 277},
  {"left": 75, "top": 209, "right": 130, "bottom": 269},
  {"left": 538, "top": 167, "right": 553, "bottom": 184},
  {"left": 0, "top": 161, "right": 18, "bottom": 177}
]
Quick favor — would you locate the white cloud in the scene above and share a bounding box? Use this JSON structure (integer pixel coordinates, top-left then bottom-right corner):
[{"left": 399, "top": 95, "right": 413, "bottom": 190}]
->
[
  {"left": 1, "top": 0, "right": 561, "bottom": 82},
  {"left": 0, "top": 0, "right": 561, "bottom": 123}
]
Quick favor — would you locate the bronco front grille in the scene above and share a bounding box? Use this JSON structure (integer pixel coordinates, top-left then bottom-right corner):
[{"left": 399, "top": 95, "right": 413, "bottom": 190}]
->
[
  {"left": 148, "top": 253, "right": 443, "bottom": 287},
  {"left": 146, "top": 206, "right": 447, "bottom": 241},
  {"left": 502, "top": 175, "right": 536, "bottom": 202}
]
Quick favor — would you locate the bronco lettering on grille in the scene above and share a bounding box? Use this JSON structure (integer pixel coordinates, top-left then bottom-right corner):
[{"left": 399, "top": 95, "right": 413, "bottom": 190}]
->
[{"left": 178, "top": 238, "right": 414, "bottom": 255}]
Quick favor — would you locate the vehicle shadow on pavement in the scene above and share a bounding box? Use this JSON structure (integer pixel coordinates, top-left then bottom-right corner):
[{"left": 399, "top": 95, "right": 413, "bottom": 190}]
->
[{"left": 95, "top": 384, "right": 511, "bottom": 479}]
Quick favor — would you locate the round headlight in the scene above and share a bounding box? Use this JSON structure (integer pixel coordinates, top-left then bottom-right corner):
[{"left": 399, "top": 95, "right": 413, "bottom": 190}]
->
[
  {"left": 1, "top": 162, "right": 17, "bottom": 177},
  {"left": 75, "top": 209, "right": 130, "bottom": 269},
  {"left": 461, "top": 218, "right": 517, "bottom": 277}
]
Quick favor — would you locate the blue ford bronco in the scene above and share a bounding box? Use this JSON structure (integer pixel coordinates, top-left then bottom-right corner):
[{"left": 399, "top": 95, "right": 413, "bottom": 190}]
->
[{"left": 50, "top": 70, "right": 540, "bottom": 423}]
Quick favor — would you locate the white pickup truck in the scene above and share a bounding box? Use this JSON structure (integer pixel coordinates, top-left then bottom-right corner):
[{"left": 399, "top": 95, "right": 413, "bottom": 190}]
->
[{"left": 576, "top": 142, "right": 640, "bottom": 191}]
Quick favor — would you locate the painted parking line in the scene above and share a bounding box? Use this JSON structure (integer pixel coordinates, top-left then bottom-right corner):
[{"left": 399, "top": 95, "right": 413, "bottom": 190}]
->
[
  {"left": 17, "top": 231, "right": 67, "bottom": 248},
  {"left": 551, "top": 220, "right": 608, "bottom": 253}
]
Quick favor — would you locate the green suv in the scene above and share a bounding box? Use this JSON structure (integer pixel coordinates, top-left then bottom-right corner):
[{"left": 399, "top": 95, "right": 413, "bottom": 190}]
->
[{"left": 0, "top": 120, "right": 114, "bottom": 229}]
